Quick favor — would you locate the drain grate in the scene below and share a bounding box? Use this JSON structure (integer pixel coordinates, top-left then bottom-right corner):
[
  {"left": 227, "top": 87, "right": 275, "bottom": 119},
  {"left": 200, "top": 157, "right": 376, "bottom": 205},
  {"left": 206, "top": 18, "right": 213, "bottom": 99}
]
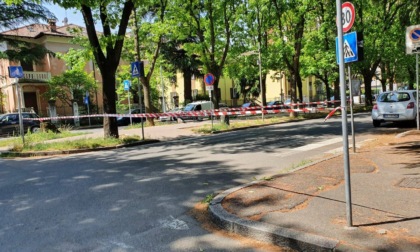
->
[{"left": 397, "top": 178, "right": 420, "bottom": 189}]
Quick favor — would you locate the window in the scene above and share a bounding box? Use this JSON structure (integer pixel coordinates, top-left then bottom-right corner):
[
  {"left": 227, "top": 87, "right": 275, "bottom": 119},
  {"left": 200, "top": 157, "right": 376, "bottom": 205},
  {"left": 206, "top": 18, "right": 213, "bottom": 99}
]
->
[
  {"left": 230, "top": 88, "right": 239, "bottom": 99},
  {"left": 21, "top": 60, "right": 33, "bottom": 71}
]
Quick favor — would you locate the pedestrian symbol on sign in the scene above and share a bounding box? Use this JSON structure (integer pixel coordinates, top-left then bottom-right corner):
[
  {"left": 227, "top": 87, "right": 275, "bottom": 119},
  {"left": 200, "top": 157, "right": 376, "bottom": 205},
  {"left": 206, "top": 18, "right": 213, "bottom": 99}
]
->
[
  {"left": 343, "top": 40, "right": 355, "bottom": 58},
  {"left": 336, "top": 31, "right": 359, "bottom": 64},
  {"left": 132, "top": 64, "right": 139, "bottom": 76}
]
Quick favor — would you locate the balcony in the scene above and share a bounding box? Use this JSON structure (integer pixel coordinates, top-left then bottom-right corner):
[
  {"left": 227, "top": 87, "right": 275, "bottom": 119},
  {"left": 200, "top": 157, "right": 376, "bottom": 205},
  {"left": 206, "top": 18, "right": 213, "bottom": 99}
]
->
[{"left": 23, "top": 71, "right": 51, "bottom": 82}]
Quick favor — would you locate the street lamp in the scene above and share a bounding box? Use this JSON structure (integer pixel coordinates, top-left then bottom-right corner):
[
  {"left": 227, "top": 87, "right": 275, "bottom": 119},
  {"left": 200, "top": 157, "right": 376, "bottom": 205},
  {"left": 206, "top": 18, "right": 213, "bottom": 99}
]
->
[
  {"left": 240, "top": 48, "right": 264, "bottom": 121},
  {"left": 257, "top": 43, "right": 264, "bottom": 121}
]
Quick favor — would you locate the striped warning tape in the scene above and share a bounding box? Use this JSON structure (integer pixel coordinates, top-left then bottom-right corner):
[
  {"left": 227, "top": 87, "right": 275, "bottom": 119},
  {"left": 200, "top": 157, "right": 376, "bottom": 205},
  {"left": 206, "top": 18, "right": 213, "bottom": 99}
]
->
[{"left": 22, "top": 100, "right": 344, "bottom": 121}]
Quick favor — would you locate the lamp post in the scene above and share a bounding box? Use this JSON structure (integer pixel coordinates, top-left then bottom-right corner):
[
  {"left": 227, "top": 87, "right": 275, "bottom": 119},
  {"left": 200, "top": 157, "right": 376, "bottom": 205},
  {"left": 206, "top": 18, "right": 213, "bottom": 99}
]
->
[
  {"left": 257, "top": 43, "right": 264, "bottom": 121},
  {"left": 240, "top": 49, "right": 264, "bottom": 121}
]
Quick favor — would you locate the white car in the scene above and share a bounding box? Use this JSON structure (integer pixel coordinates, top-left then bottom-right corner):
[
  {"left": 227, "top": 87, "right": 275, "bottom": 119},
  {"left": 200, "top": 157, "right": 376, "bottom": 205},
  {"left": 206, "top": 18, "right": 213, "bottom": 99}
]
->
[
  {"left": 371, "top": 90, "right": 418, "bottom": 127},
  {"left": 159, "top": 107, "right": 183, "bottom": 122}
]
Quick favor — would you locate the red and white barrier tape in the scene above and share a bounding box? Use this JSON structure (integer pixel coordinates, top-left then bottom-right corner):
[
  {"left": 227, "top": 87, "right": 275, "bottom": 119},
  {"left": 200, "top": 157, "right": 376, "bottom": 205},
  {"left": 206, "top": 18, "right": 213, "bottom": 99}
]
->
[
  {"left": 324, "top": 107, "right": 342, "bottom": 122},
  {"left": 22, "top": 100, "right": 344, "bottom": 121}
]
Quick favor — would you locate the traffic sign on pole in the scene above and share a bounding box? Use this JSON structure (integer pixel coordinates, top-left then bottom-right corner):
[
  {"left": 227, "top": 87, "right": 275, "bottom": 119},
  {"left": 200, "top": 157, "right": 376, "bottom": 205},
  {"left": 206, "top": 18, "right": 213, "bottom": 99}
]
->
[
  {"left": 8, "top": 66, "right": 24, "bottom": 78},
  {"left": 336, "top": 31, "right": 358, "bottom": 63},
  {"left": 131, "top": 61, "right": 144, "bottom": 77},
  {"left": 406, "top": 24, "right": 420, "bottom": 54},
  {"left": 204, "top": 73, "right": 216, "bottom": 86},
  {"left": 123, "top": 80, "right": 131, "bottom": 91},
  {"left": 342, "top": 2, "right": 355, "bottom": 33}
]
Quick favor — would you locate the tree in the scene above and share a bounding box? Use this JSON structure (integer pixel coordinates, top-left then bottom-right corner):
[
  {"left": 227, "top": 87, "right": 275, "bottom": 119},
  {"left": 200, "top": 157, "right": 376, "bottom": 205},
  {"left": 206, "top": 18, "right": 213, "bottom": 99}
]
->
[
  {"left": 44, "top": 48, "right": 98, "bottom": 106},
  {"left": 300, "top": 0, "right": 338, "bottom": 102},
  {"left": 130, "top": 1, "right": 169, "bottom": 125},
  {"left": 52, "top": 0, "right": 135, "bottom": 138},
  {"left": 0, "top": 0, "right": 55, "bottom": 31},
  {"left": 351, "top": 0, "right": 409, "bottom": 106},
  {"left": 45, "top": 69, "right": 97, "bottom": 107},
  {"left": 173, "top": 0, "right": 239, "bottom": 109},
  {"left": 0, "top": 1, "right": 56, "bottom": 69},
  {"left": 160, "top": 38, "right": 203, "bottom": 104}
]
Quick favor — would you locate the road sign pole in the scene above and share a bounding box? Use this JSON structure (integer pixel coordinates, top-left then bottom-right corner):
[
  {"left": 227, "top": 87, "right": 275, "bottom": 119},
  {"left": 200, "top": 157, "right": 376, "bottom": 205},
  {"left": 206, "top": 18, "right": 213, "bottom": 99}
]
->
[
  {"left": 128, "top": 90, "right": 132, "bottom": 125},
  {"left": 337, "top": 0, "right": 353, "bottom": 228},
  {"left": 138, "top": 77, "right": 144, "bottom": 140},
  {"left": 348, "top": 65, "right": 356, "bottom": 153},
  {"left": 417, "top": 54, "right": 419, "bottom": 130},
  {"left": 15, "top": 79, "right": 25, "bottom": 144},
  {"left": 258, "top": 43, "right": 264, "bottom": 121}
]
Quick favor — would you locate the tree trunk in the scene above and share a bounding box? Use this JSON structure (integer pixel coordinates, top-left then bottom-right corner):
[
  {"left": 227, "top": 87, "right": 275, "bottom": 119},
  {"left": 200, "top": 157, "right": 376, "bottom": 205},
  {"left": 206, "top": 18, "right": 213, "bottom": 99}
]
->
[
  {"left": 262, "top": 76, "right": 267, "bottom": 105},
  {"left": 102, "top": 71, "right": 119, "bottom": 138},
  {"left": 296, "top": 74, "right": 303, "bottom": 102},
  {"left": 363, "top": 73, "right": 373, "bottom": 106},
  {"left": 140, "top": 76, "right": 155, "bottom": 125}
]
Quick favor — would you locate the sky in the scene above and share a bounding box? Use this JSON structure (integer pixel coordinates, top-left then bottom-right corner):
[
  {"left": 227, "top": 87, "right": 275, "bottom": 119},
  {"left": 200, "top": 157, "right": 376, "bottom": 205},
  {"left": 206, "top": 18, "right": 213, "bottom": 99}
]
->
[{"left": 42, "top": 3, "right": 86, "bottom": 27}]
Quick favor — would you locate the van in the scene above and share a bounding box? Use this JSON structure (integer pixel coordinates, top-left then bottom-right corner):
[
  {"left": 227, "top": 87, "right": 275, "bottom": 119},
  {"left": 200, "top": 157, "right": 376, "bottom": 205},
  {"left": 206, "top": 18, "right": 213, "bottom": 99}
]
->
[{"left": 180, "top": 101, "right": 213, "bottom": 121}]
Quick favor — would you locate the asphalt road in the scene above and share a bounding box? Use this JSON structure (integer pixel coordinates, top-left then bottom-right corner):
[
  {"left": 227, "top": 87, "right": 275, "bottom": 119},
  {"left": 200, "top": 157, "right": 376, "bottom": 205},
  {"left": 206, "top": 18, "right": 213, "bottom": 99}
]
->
[{"left": 0, "top": 114, "right": 393, "bottom": 251}]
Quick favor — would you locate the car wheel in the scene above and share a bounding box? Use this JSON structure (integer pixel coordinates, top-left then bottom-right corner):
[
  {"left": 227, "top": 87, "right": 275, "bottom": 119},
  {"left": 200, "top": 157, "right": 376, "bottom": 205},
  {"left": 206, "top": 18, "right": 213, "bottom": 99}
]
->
[
  {"left": 31, "top": 126, "right": 40, "bottom": 133},
  {"left": 373, "top": 120, "right": 381, "bottom": 127}
]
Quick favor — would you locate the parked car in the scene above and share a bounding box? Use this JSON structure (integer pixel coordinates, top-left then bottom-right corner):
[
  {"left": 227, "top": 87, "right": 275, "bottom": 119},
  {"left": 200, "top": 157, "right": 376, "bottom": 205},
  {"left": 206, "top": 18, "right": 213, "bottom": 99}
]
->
[
  {"left": 0, "top": 112, "right": 40, "bottom": 137},
  {"left": 117, "top": 108, "right": 145, "bottom": 126},
  {"left": 159, "top": 107, "right": 183, "bottom": 122},
  {"left": 372, "top": 90, "right": 418, "bottom": 127},
  {"left": 180, "top": 101, "right": 213, "bottom": 121},
  {"left": 241, "top": 102, "right": 259, "bottom": 108},
  {"left": 265, "top": 100, "right": 284, "bottom": 110}
]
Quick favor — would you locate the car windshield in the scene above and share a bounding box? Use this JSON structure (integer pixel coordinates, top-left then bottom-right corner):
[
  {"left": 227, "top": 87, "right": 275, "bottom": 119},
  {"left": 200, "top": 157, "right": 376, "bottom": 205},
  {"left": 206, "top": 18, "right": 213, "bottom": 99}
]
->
[
  {"left": 378, "top": 92, "right": 411, "bottom": 102},
  {"left": 184, "top": 104, "right": 195, "bottom": 111}
]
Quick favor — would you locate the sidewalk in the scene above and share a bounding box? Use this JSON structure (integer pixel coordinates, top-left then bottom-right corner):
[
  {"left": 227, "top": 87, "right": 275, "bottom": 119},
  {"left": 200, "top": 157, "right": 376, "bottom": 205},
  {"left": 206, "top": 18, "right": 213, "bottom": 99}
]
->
[{"left": 209, "top": 130, "right": 420, "bottom": 251}]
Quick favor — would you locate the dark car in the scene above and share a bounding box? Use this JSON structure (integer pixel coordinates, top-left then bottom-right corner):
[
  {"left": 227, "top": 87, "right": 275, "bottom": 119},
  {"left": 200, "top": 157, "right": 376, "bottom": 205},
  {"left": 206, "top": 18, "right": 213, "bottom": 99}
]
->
[
  {"left": 241, "top": 102, "right": 259, "bottom": 108},
  {"left": 117, "top": 108, "right": 145, "bottom": 126},
  {"left": 0, "top": 112, "right": 40, "bottom": 137},
  {"left": 266, "top": 100, "right": 284, "bottom": 109}
]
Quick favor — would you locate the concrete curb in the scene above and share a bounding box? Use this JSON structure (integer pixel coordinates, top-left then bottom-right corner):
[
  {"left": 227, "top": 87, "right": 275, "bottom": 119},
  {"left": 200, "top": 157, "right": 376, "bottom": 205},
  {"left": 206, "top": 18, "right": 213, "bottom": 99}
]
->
[
  {"left": 0, "top": 139, "right": 160, "bottom": 158},
  {"left": 207, "top": 136, "right": 382, "bottom": 251},
  {"left": 209, "top": 182, "right": 339, "bottom": 252}
]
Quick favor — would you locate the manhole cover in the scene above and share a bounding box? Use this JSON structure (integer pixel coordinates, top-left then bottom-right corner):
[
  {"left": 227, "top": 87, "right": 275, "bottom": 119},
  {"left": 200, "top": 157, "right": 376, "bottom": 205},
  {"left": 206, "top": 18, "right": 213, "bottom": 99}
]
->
[{"left": 397, "top": 178, "right": 420, "bottom": 189}]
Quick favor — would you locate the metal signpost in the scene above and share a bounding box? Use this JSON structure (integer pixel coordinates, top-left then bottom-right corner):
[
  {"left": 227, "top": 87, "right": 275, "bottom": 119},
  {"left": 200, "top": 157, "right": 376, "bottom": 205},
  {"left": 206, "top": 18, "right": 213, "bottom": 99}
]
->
[
  {"left": 84, "top": 91, "right": 91, "bottom": 126},
  {"left": 123, "top": 80, "right": 132, "bottom": 125},
  {"left": 335, "top": 31, "right": 358, "bottom": 154},
  {"left": 336, "top": 0, "right": 353, "bottom": 228},
  {"left": 406, "top": 25, "right": 420, "bottom": 131},
  {"left": 204, "top": 73, "right": 215, "bottom": 129},
  {"left": 8, "top": 66, "right": 25, "bottom": 144},
  {"left": 131, "top": 61, "right": 144, "bottom": 139}
]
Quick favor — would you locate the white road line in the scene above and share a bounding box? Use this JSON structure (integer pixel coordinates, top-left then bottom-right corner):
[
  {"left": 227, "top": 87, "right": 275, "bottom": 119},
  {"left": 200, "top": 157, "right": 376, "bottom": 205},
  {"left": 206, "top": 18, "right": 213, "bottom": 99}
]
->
[{"left": 274, "top": 137, "right": 343, "bottom": 157}]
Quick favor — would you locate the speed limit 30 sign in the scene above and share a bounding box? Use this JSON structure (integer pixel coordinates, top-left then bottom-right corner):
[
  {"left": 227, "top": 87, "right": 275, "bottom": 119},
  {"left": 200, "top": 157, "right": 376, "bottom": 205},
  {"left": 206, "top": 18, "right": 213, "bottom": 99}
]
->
[{"left": 342, "top": 2, "right": 355, "bottom": 33}]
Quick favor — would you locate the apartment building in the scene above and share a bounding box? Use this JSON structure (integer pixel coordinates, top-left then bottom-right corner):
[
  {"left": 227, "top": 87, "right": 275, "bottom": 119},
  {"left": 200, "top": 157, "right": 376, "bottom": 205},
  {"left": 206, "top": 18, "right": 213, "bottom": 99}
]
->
[{"left": 0, "top": 19, "right": 102, "bottom": 116}]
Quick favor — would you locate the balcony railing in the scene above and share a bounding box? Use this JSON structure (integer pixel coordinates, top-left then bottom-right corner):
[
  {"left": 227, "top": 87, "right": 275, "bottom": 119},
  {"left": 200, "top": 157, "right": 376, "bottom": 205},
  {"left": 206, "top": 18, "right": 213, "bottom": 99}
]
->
[{"left": 23, "top": 71, "right": 51, "bottom": 82}]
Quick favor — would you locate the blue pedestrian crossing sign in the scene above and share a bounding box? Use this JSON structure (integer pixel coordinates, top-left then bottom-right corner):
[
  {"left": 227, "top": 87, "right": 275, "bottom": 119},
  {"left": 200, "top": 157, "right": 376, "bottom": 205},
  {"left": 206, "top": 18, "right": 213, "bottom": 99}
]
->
[
  {"left": 131, "top": 61, "right": 145, "bottom": 77},
  {"left": 8, "top": 66, "right": 24, "bottom": 78},
  {"left": 336, "top": 31, "right": 358, "bottom": 64},
  {"left": 123, "top": 80, "right": 131, "bottom": 91}
]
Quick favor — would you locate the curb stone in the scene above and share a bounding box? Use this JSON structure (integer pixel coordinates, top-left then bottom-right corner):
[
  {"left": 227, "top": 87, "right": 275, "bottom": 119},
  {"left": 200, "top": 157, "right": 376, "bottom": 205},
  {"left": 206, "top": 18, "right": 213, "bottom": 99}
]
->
[
  {"left": 209, "top": 182, "right": 339, "bottom": 252},
  {"left": 208, "top": 136, "right": 383, "bottom": 251}
]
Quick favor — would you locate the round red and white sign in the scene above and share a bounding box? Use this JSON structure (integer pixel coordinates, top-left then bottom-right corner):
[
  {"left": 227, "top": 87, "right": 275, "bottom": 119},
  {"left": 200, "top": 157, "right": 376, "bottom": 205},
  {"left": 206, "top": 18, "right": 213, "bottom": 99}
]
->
[{"left": 342, "top": 2, "right": 355, "bottom": 33}]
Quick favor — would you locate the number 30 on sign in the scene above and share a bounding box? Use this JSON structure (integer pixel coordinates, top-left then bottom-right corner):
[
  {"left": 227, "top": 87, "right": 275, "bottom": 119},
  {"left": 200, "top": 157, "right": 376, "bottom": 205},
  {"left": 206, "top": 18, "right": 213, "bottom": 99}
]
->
[{"left": 342, "top": 2, "right": 355, "bottom": 33}]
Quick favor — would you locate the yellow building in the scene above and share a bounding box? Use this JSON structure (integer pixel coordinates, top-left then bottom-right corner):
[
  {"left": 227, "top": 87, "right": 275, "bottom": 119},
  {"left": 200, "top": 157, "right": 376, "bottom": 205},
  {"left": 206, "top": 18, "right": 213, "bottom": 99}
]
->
[{"left": 168, "top": 70, "right": 320, "bottom": 108}]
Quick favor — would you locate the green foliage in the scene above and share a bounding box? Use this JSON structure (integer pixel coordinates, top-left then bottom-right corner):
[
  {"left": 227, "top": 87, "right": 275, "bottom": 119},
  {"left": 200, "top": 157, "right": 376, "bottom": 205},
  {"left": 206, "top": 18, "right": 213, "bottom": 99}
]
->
[
  {"left": 44, "top": 69, "right": 97, "bottom": 106},
  {"left": 10, "top": 136, "right": 141, "bottom": 153},
  {"left": 0, "top": 1, "right": 55, "bottom": 29},
  {"left": 201, "top": 193, "right": 215, "bottom": 204}
]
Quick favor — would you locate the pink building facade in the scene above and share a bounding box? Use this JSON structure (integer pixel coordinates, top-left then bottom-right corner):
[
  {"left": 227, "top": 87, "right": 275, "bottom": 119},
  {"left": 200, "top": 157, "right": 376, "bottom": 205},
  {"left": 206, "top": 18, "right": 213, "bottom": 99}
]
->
[{"left": 0, "top": 20, "right": 103, "bottom": 117}]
